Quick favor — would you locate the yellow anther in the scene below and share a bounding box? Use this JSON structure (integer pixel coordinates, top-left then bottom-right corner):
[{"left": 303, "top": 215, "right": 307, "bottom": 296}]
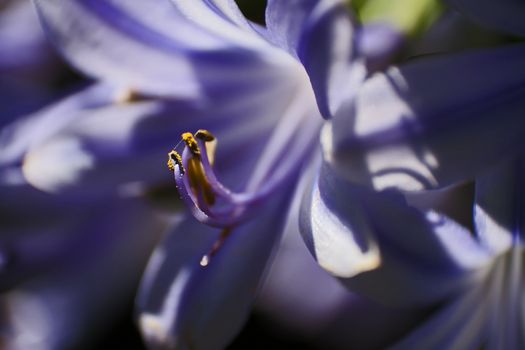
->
[
  {"left": 195, "top": 129, "right": 215, "bottom": 142},
  {"left": 167, "top": 150, "right": 184, "bottom": 174},
  {"left": 173, "top": 130, "right": 217, "bottom": 205},
  {"left": 187, "top": 157, "right": 215, "bottom": 206},
  {"left": 194, "top": 130, "right": 217, "bottom": 165},
  {"left": 182, "top": 132, "right": 200, "bottom": 155}
]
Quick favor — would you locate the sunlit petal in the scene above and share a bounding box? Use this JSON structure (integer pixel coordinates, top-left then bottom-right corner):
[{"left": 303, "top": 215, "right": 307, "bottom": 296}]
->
[{"left": 328, "top": 43, "right": 525, "bottom": 191}]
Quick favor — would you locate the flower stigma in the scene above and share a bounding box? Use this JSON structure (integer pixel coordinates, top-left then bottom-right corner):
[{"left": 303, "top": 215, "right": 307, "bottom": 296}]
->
[{"left": 199, "top": 228, "right": 232, "bottom": 267}]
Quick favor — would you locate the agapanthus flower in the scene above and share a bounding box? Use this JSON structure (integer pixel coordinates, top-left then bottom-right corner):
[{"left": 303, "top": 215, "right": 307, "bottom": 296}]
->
[
  {"left": 19, "top": 0, "right": 525, "bottom": 349},
  {"left": 28, "top": 2, "right": 388, "bottom": 348}
]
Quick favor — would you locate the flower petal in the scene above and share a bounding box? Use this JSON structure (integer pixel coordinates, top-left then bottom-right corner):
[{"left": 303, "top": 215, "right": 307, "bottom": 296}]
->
[
  {"left": 299, "top": 166, "right": 381, "bottom": 279},
  {"left": 33, "top": 0, "right": 291, "bottom": 97},
  {"left": 301, "top": 162, "right": 492, "bottom": 306},
  {"left": 20, "top": 76, "right": 300, "bottom": 195},
  {"left": 444, "top": 0, "right": 525, "bottom": 37},
  {"left": 0, "top": 78, "right": 53, "bottom": 129},
  {"left": 0, "top": 0, "right": 59, "bottom": 80},
  {"left": 137, "top": 186, "right": 296, "bottom": 350},
  {"left": 258, "top": 200, "right": 426, "bottom": 350},
  {"left": 328, "top": 43, "right": 525, "bottom": 192},
  {"left": 0, "top": 83, "right": 116, "bottom": 167},
  {"left": 0, "top": 183, "right": 164, "bottom": 290},
  {"left": 0, "top": 184, "right": 87, "bottom": 289},
  {"left": 356, "top": 22, "right": 405, "bottom": 72},
  {"left": 390, "top": 282, "right": 489, "bottom": 349},
  {"left": 0, "top": 198, "right": 163, "bottom": 349},
  {"left": 266, "top": 0, "right": 359, "bottom": 118},
  {"left": 474, "top": 159, "right": 525, "bottom": 254},
  {"left": 169, "top": 0, "right": 261, "bottom": 41}
]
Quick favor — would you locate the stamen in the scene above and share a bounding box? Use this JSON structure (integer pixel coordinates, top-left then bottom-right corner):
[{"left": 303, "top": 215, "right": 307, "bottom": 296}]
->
[
  {"left": 169, "top": 108, "right": 321, "bottom": 229},
  {"left": 167, "top": 150, "right": 184, "bottom": 174},
  {"left": 195, "top": 129, "right": 215, "bottom": 142},
  {"left": 182, "top": 132, "right": 200, "bottom": 155},
  {"left": 196, "top": 130, "right": 218, "bottom": 166}
]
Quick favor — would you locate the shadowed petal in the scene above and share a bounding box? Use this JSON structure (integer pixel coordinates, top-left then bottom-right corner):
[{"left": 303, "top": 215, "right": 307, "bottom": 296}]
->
[
  {"left": 474, "top": 159, "right": 525, "bottom": 254},
  {"left": 0, "top": 0, "right": 60, "bottom": 82},
  {"left": 266, "top": 0, "right": 360, "bottom": 118},
  {"left": 0, "top": 184, "right": 90, "bottom": 289},
  {"left": 444, "top": 0, "right": 525, "bottom": 37},
  {"left": 390, "top": 281, "right": 489, "bottom": 350},
  {"left": 393, "top": 244, "right": 525, "bottom": 349},
  {"left": 0, "top": 198, "right": 163, "bottom": 349},
  {"left": 0, "top": 78, "right": 54, "bottom": 129},
  {"left": 329, "top": 43, "right": 525, "bottom": 192},
  {"left": 137, "top": 183, "right": 296, "bottom": 350}
]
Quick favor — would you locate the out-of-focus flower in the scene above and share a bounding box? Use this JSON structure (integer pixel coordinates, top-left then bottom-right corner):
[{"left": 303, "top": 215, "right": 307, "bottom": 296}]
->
[{"left": 0, "top": 3, "right": 166, "bottom": 349}]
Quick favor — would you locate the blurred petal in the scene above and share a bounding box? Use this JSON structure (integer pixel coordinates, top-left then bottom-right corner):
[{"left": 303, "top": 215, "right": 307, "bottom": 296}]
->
[
  {"left": 444, "top": 0, "right": 525, "bottom": 37},
  {"left": 0, "top": 79, "right": 53, "bottom": 128},
  {"left": 33, "top": 0, "right": 292, "bottom": 98},
  {"left": 0, "top": 184, "right": 89, "bottom": 289},
  {"left": 411, "top": 10, "right": 510, "bottom": 57},
  {"left": 356, "top": 22, "right": 405, "bottom": 72},
  {"left": 0, "top": 198, "right": 163, "bottom": 349},
  {"left": 329, "top": 43, "right": 525, "bottom": 192},
  {"left": 0, "top": 83, "right": 116, "bottom": 167},
  {"left": 393, "top": 244, "right": 524, "bottom": 349},
  {"left": 266, "top": 0, "right": 359, "bottom": 118},
  {"left": 265, "top": 0, "right": 319, "bottom": 54},
  {"left": 170, "top": 0, "right": 260, "bottom": 40},
  {"left": 474, "top": 159, "right": 525, "bottom": 254},
  {"left": 301, "top": 163, "right": 492, "bottom": 306},
  {"left": 0, "top": 0, "right": 59, "bottom": 80},
  {"left": 20, "top": 75, "right": 301, "bottom": 195},
  {"left": 391, "top": 282, "right": 489, "bottom": 350},
  {"left": 137, "top": 185, "right": 296, "bottom": 350}
]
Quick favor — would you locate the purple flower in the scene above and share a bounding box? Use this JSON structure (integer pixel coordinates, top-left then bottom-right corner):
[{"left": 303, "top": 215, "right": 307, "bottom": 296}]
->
[
  {"left": 25, "top": 1, "right": 399, "bottom": 348},
  {"left": 19, "top": 0, "right": 525, "bottom": 349}
]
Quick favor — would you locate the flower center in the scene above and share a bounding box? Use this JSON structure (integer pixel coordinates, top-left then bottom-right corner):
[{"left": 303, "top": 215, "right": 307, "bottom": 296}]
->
[
  {"left": 166, "top": 76, "right": 322, "bottom": 265},
  {"left": 167, "top": 128, "right": 286, "bottom": 228}
]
